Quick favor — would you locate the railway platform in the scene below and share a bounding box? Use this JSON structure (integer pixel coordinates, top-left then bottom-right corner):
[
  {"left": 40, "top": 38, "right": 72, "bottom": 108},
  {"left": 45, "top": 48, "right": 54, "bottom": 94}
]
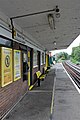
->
[
  {"left": 52, "top": 63, "right": 80, "bottom": 120},
  {"left": 2, "top": 67, "right": 55, "bottom": 120},
  {"left": 2, "top": 63, "right": 80, "bottom": 120}
]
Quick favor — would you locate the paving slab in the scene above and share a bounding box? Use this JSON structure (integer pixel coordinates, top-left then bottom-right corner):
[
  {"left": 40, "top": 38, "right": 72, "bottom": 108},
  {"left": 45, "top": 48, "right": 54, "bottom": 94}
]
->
[
  {"left": 3, "top": 69, "right": 55, "bottom": 120},
  {"left": 3, "top": 63, "right": 80, "bottom": 120},
  {"left": 52, "top": 63, "right": 80, "bottom": 120}
]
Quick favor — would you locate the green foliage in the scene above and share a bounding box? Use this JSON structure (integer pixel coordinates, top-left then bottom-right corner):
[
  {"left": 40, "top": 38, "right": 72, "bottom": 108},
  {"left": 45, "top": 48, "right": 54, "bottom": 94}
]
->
[
  {"left": 56, "top": 52, "right": 70, "bottom": 62},
  {"left": 71, "top": 45, "right": 80, "bottom": 64}
]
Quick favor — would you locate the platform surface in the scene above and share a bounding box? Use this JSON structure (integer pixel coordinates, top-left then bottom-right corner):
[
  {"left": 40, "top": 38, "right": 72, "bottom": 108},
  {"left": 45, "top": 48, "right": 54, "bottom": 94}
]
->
[
  {"left": 3, "top": 68, "right": 55, "bottom": 120},
  {"left": 3, "top": 63, "right": 80, "bottom": 120},
  {"left": 52, "top": 63, "right": 80, "bottom": 120}
]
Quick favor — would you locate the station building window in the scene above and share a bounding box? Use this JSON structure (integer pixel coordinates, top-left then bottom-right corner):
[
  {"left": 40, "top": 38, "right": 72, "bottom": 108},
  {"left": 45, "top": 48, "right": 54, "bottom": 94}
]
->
[
  {"left": 0, "top": 36, "right": 12, "bottom": 48},
  {"left": 40, "top": 52, "right": 42, "bottom": 65},
  {"left": 33, "top": 50, "right": 38, "bottom": 67},
  {"left": 41, "top": 52, "right": 45, "bottom": 65},
  {"left": 44, "top": 53, "right": 46, "bottom": 64},
  {"left": 42, "top": 53, "right": 44, "bottom": 64}
]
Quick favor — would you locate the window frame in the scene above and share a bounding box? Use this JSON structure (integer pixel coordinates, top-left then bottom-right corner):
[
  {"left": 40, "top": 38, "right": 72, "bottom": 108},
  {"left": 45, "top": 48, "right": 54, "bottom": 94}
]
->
[{"left": 33, "top": 50, "right": 38, "bottom": 68}]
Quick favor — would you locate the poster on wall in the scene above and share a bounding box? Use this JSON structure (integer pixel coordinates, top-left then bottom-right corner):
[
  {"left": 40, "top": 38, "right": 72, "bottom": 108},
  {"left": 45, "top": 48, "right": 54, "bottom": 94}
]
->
[
  {"left": 1, "top": 47, "right": 12, "bottom": 87},
  {"left": 14, "top": 50, "right": 21, "bottom": 81}
]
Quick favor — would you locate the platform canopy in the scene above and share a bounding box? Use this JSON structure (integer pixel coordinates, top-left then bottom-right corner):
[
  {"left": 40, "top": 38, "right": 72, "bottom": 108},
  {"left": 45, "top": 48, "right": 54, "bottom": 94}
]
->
[{"left": 0, "top": 0, "right": 80, "bottom": 51}]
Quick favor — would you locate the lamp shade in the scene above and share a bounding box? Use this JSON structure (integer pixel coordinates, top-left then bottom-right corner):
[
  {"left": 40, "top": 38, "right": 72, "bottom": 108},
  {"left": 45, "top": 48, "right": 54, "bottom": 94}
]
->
[{"left": 48, "top": 14, "right": 55, "bottom": 30}]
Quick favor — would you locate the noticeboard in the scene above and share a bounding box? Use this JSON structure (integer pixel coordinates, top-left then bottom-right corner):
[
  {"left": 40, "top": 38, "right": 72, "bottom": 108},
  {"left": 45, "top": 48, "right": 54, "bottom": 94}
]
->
[
  {"left": 0, "top": 47, "right": 13, "bottom": 87},
  {"left": 14, "top": 50, "right": 21, "bottom": 81}
]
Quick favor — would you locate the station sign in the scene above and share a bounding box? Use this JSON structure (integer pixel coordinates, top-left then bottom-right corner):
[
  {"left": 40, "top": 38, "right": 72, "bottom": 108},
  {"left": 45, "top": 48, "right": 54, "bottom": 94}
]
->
[{"left": 14, "top": 31, "right": 26, "bottom": 44}]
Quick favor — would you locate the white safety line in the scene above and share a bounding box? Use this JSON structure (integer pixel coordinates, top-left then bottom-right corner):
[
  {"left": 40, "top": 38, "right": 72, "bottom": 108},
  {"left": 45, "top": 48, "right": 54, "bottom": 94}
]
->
[
  {"left": 50, "top": 75, "right": 56, "bottom": 116},
  {"left": 61, "top": 63, "right": 80, "bottom": 94}
]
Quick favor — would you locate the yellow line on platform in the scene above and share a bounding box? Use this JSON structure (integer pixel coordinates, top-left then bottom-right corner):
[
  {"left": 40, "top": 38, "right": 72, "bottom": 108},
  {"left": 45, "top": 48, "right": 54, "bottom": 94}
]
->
[
  {"left": 51, "top": 94, "right": 54, "bottom": 114},
  {"left": 29, "top": 90, "right": 52, "bottom": 93},
  {"left": 29, "top": 81, "right": 38, "bottom": 91},
  {"left": 50, "top": 75, "right": 56, "bottom": 115},
  {"left": 29, "top": 85, "right": 34, "bottom": 90}
]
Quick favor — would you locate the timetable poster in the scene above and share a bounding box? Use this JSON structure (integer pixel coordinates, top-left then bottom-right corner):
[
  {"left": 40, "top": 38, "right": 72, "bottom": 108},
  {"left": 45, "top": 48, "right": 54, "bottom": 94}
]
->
[{"left": 14, "top": 50, "right": 21, "bottom": 81}]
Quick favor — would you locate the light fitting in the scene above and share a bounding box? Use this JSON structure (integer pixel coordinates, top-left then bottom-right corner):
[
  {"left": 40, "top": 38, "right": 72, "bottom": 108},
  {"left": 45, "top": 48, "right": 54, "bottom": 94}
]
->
[
  {"left": 47, "top": 5, "right": 60, "bottom": 30},
  {"left": 48, "top": 14, "right": 55, "bottom": 30},
  {"left": 55, "top": 5, "right": 60, "bottom": 18},
  {"left": 53, "top": 41, "right": 56, "bottom": 45}
]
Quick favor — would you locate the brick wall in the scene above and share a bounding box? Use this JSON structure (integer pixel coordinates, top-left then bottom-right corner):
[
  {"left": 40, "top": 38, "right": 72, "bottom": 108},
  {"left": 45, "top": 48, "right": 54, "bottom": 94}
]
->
[
  {"left": 0, "top": 79, "right": 28, "bottom": 119},
  {"left": 0, "top": 64, "right": 46, "bottom": 118},
  {"left": 41, "top": 64, "right": 45, "bottom": 73}
]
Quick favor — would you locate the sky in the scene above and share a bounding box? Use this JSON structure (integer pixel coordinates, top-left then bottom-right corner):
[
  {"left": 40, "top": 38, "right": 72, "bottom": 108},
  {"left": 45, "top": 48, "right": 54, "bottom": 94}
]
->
[{"left": 50, "top": 34, "right": 80, "bottom": 56}]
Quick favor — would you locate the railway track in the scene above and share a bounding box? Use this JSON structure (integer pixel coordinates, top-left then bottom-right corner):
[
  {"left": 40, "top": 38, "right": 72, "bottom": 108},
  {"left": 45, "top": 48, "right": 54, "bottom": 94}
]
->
[{"left": 63, "top": 61, "right": 80, "bottom": 88}]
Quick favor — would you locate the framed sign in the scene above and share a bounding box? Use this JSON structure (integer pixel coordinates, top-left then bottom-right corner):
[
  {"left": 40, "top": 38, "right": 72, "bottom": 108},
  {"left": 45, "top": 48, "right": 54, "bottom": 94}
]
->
[
  {"left": 0, "top": 47, "right": 12, "bottom": 87},
  {"left": 14, "top": 50, "right": 21, "bottom": 81}
]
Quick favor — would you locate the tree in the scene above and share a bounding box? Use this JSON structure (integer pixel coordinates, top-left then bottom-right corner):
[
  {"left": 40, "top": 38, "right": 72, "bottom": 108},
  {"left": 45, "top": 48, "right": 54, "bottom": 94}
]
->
[
  {"left": 71, "top": 45, "right": 80, "bottom": 63},
  {"left": 56, "top": 52, "right": 69, "bottom": 62}
]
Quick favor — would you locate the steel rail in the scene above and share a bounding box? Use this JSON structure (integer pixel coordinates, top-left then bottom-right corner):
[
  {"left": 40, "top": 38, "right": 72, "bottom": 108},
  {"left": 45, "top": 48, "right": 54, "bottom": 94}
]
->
[
  {"left": 65, "top": 61, "right": 80, "bottom": 76},
  {"left": 66, "top": 61, "right": 80, "bottom": 70},
  {"left": 63, "top": 61, "right": 80, "bottom": 88}
]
